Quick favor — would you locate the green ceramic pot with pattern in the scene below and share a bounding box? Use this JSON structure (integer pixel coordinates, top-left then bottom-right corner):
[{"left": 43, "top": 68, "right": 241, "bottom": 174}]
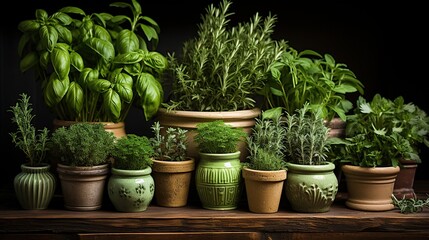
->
[
  {"left": 108, "top": 167, "right": 155, "bottom": 212},
  {"left": 195, "top": 151, "right": 243, "bottom": 210},
  {"left": 285, "top": 162, "right": 338, "bottom": 213}
]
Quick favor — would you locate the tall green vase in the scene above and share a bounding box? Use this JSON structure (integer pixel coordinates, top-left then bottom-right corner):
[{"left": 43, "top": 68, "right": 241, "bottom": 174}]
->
[
  {"left": 195, "top": 151, "right": 242, "bottom": 210},
  {"left": 14, "top": 163, "right": 56, "bottom": 210}
]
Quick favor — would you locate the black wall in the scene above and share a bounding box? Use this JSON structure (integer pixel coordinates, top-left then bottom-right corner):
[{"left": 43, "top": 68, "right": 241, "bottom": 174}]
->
[{"left": 1, "top": 1, "right": 428, "bottom": 188}]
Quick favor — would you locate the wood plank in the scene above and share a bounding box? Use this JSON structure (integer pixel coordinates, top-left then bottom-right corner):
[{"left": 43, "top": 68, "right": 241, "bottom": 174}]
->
[
  {"left": 1, "top": 180, "right": 429, "bottom": 238},
  {"left": 79, "top": 232, "right": 262, "bottom": 240}
]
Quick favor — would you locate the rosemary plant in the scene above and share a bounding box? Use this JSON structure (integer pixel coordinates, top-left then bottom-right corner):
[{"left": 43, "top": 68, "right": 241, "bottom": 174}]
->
[
  {"left": 283, "top": 103, "right": 330, "bottom": 165},
  {"left": 9, "top": 93, "right": 50, "bottom": 166},
  {"left": 164, "top": 0, "right": 285, "bottom": 111},
  {"left": 246, "top": 109, "right": 287, "bottom": 171},
  {"left": 150, "top": 121, "right": 188, "bottom": 161}
]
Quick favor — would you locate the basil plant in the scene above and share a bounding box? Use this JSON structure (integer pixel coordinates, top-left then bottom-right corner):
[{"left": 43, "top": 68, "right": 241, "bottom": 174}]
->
[{"left": 18, "top": 0, "right": 167, "bottom": 122}]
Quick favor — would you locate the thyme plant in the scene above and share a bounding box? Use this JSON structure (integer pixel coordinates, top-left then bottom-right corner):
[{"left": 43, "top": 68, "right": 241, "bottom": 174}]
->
[
  {"left": 9, "top": 93, "right": 50, "bottom": 166},
  {"left": 50, "top": 122, "right": 116, "bottom": 166},
  {"left": 195, "top": 120, "right": 246, "bottom": 154},
  {"left": 111, "top": 134, "right": 154, "bottom": 170}
]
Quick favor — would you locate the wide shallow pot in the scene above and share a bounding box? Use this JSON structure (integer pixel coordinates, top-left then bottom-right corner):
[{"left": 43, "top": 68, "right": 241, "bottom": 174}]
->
[
  {"left": 195, "top": 151, "right": 242, "bottom": 210},
  {"left": 156, "top": 108, "right": 260, "bottom": 162},
  {"left": 108, "top": 167, "right": 155, "bottom": 212},
  {"left": 342, "top": 165, "right": 400, "bottom": 211},
  {"left": 242, "top": 167, "right": 287, "bottom": 213},
  {"left": 57, "top": 163, "right": 109, "bottom": 211},
  {"left": 14, "top": 163, "right": 56, "bottom": 210},
  {"left": 285, "top": 162, "right": 338, "bottom": 213},
  {"left": 152, "top": 158, "right": 195, "bottom": 207}
]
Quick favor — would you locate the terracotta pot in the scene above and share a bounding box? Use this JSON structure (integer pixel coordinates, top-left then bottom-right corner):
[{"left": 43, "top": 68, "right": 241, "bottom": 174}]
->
[
  {"left": 394, "top": 159, "right": 418, "bottom": 199},
  {"left": 152, "top": 158, "right": 195, "bottom": 207},
  {"left": 342, "top": 165, "right": 400, "bottom": 211},
  {"left": 156, "top": 108, "right": 261, "bottom": 162},
  {"left": 242, "top": 167, "right": 287, "bottom": 213},
  {"left": 324, "top": 117, "right": 346, "bottom": 138}
]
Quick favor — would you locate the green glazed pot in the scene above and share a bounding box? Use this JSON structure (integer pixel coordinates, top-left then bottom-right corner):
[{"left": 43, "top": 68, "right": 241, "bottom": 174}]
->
[
  {"left": 14, "top": 163, "right": 56, "bottom": 210},
  {"left": 108, "top": 167, "right": 155, "bottom": 212},
  {"left": 285, "top": 162, "right": 338, "bottom": 213},
  {"left": 195, "top": 151, "right": 242, "bottom": 210}
]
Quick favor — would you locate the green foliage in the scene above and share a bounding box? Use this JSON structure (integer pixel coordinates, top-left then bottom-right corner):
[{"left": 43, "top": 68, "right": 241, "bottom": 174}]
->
[
  {"left": 50, "top": 122, "right": 116, "bottom": 166},
  {"left": 195, "top": 120, "right": 246, "bottom": 154},
  {"left": 18, "top": 0, "right": 167, "bottom": 122},
  {"left": 246, "top": 109, "right": 287, "bottom": 171},
  {"left": 392, "top": 194, "right": 429, "bottom": 214},
  {"left": 111, "top": 134, "right": 154, "bottom": 170},
  {"left": 8, "top": 93, "right": 50, "bottom": 166},
  {"left": 150, "top": 121, "right": 188, "bottom": 161},
  {"left": 330, "top": 94, "right": 417, "bottom": 167},
  {"left": 262, "top": 46, "right": 364, "bottom": 121},
  {"left": 390, "top": 96, "right": 429, "bottom": 163},
  {"left": 283, "top": 103, "right": 330, "bottom": 165},
  {"left": 163, "top": 0, "right": 285, "bottom": 111}
]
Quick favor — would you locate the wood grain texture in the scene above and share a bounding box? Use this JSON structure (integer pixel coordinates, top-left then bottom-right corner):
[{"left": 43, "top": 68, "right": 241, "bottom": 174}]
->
[{"left": 1, "top": 181, "right": 429, "bottom": 239}]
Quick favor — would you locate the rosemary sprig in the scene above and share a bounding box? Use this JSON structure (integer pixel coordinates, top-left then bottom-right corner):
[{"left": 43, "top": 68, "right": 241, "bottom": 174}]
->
[{"left": 392, "top": 194, "right": 429, "bottom": 214}]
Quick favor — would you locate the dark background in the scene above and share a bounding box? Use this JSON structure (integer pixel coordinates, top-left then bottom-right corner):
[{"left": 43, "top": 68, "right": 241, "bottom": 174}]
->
[{"left": 1, "top": 0, "right": 428, "bottom": 189}]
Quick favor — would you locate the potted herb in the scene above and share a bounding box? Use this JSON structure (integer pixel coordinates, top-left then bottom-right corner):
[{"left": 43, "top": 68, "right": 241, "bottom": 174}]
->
[
  {"left": 390, "top": 96, "right": 429, "bottom": 198},
  {"left": 331, "top": 94, "right": 416, "bottom": 211},
  {"left": 108, "top": 134, "right": 155, "bottom": 212},
  {"left": 50, "top": 122, "right": 116, "bottom": 211},
  {"left": 8, "top": 93, "right": 56, "bottom": 210},
  {"left": 194, "top": 120, "right": 247, "bottom": 210},
  {"left": 157, "top": 0, "right": 285, "bottom": 162},
  {"left": 261, "top": 46, "right": 365, "bottom": 137},
  {"left": 150, "top": 121, "right": 195, "bottom": 207},
  {"left": 282, "top": 103, "right": 338, "bottom": 213},
  {"left": 17, "top": 0, "right": 167, "bottom": 128},
  {"left": 242, "top": 109, "right": 287, "bottom": 213}
]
